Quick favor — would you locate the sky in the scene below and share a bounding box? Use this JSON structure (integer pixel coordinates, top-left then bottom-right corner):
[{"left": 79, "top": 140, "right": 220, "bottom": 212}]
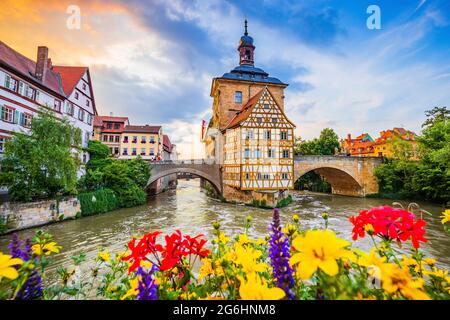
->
[{"left": 1, "top": 0, "right": 449, "bottom": 159}]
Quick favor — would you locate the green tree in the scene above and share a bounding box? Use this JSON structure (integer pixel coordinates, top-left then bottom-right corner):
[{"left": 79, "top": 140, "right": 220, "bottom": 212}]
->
[
  {"left": 86, "top": 140, "right": 112, "bottom": 171},
  {"left": 374, "top": 107, "right": 450, "bottom": 203},
  {"left": 390, "top": 136, "right": 415, "bottom": 160},
  {"left": 422, "top": 106, "right": 449, "bottom": 128},
  {"left": 295, "top": 128, "right": 340, "bottom": 155},
  {"left": 103, "top": 160, "right": 147, "bottom": 207},
  {"left": 126, "top": 156, "right": 150, "bottom": 188},
  {"left": 0, "top": 110, "right": 81, "bottom": 201}
]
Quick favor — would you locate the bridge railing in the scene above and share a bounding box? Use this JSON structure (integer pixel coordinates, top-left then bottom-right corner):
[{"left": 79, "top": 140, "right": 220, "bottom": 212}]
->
[{"left": 150, "top": 158, "right": 217, "bottom": 165}]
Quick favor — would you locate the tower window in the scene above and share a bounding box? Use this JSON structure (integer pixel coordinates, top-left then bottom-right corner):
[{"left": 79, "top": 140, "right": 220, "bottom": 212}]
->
[
  {"left": 235, "top": 91, "right": 242, "bottom": 104},
  {"left": 245, "top": 50, "right": 251, "bottom": 60}
]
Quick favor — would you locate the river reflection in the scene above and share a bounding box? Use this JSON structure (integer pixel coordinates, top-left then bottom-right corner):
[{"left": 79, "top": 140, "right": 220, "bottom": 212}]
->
[{"left": 1, "top": 179, "right": 449, "bottom": 279}]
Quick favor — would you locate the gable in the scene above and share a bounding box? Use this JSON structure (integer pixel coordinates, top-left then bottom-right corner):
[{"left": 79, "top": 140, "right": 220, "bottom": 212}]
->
[{"left": 240, "top": 87, "right": 295, "bottom": 129}]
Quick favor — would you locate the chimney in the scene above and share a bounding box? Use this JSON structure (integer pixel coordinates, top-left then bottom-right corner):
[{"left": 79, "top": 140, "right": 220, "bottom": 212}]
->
[
  {"left": 35, "top": 46, "right": 49, "bottom": 82},
  {"left": 347, "top": 133, "right": 351, "bottom": 141},
  {"left": 47, "top": 58, "right": 52, "bottom": 70}
]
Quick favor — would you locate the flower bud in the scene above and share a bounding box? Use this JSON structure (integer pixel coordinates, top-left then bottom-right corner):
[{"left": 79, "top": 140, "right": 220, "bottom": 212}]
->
[
  {"left": 293, "top": 214, "right": 300, "bottom": 223},
  {"left": 213, "top": 221, "right": 221, "bottom": 230},
  {"left": 246, "top": 215, "right": 253, "bottom": 223},
  {"left": 322, "top": 212, "right": 329, "bottom": 220}
]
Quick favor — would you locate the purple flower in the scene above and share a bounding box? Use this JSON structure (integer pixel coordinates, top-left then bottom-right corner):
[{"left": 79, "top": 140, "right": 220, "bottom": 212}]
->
[
  {"left": 136, "top": 265, "right": 158, "bottom": 300},
  {"left": 8, "top": 233, "right": 31, "bottom": 260},
  {"left": 8, "top": 233, "right": 43, "bottom": 300},
  {"left": 269, "top": 208, "right": 295, "bottom": 299}
]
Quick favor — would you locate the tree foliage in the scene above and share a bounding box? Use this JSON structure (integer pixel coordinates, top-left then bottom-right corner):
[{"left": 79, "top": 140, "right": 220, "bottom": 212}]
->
[
  {"left": 295, "top": 128, "right": 340, "bottom": 155},
  {"left": 0, "top": 110, "right": 81, "bottom": 201},
  {"left": 375, "top": 106, "right": 450, "bottom": 203},
  {"left": 78, "top": 141, "right": 150, "bottom": 208}
]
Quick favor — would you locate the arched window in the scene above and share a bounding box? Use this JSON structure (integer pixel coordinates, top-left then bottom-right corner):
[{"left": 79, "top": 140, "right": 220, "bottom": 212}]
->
[{"left": 235, "top": 91, "right": 242, "bottom": 104}]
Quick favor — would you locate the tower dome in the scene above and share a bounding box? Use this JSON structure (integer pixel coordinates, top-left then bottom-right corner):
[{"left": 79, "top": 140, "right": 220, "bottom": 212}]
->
[{"left": 238, "top": 19, "right": 255, "bottom": 66}]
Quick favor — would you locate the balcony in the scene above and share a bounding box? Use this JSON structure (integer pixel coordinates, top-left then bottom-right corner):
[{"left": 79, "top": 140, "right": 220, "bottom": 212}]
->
[
  {"left": 132, "top": 140, "right": 137, "bottom": 144},
  {"left": 123, "top": 140, "right": 128, "bottom": 143},
  {"left": 141, "top": 140, "right": 146, "bottom": 144},
  {"left": 122, "top": 152, "right": 128, "bottom": 156},
  {"left": 150, "top": 140, "right": 155, "bottom": 144},
  {"left": 140, "top": 152, "right": 146, "bottom": 156},
  {"left": 131, "top": 152, "right": 137, "bottom": 156}
]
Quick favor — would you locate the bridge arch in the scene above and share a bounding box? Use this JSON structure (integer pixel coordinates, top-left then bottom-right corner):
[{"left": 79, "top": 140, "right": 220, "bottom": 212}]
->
[
  {"left": 294, "top": 166, "right": 364, "bottom": 197},
  {"left": 294, "top": 156, "right": 381, "bottom": 197},
  {"left": 146, "top": 167, "right": 222, "bottom": 194}
]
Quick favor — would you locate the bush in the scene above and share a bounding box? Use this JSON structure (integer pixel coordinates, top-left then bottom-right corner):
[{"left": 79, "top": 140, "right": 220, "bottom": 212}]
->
[
  {"left": 276, "top": 195, "right": 293, "bottom": 208},
  {"left": 78, "top": 189, "right": 120, "bottom": 216}
]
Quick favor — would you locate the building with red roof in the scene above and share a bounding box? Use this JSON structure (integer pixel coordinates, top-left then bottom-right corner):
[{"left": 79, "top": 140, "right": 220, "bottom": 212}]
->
[{"left": 0, "top": 41, "right": 97, "bottom": 168}]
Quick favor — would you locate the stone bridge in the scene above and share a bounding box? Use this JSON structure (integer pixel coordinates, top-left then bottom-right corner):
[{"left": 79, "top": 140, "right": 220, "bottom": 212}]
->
[
  {"left": 146, "top": 156, "right": 382, "bottom": 197},
  {"left": 294, "top": 156, "right": 382, "bottom": 197},
  {"left": 146, "top": 160, "right": 222, "bottom": 193}
]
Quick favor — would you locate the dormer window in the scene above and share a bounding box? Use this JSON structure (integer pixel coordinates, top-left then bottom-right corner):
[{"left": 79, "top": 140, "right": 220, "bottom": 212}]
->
[{"left": 235, "top": 91, "right": 242, "bottom": 104}]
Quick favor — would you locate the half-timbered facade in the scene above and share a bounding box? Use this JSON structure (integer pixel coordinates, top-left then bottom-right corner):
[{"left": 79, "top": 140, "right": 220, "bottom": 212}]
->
[{"left": 222, "top": 87, "right": 295, "bottom": 190}]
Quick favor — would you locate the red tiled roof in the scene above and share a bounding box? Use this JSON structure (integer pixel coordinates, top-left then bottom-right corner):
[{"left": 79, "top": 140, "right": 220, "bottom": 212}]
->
[
  {"left": 223, "top": 89, "right": 265, "bottom": 130},
  {"left": 94, "top": 115, "right": 129, "bottom": 127},
  {"left": 123, "top": 125, "right": 161, "bottom": 133},
  {"left": 52, "top": 66, "right": 87, "bottom": 96},
  {"left": 163, "top": 134, "right": 173, "bottom": 152},
  {"left": 0, "top": 41, "right": 65, "bottom": 97}
]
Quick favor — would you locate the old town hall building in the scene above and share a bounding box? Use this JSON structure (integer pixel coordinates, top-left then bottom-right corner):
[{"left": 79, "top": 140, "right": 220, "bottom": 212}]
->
[{"left": 202, "top": 21, "right": 295, "bottom": 206}]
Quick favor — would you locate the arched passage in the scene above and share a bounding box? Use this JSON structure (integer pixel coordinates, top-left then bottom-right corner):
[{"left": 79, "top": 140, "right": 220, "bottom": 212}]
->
[
  {"left": 146, "top": 167, "right": 222, "bottom": 195},
  {"left": 294, "top": 167, "right": 364, "bottom": 197}
]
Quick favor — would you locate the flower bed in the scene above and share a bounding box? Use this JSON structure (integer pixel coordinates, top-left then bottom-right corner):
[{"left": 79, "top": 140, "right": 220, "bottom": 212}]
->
[{"left": 1, "top": 206, "right": 449, "bottom": 300}]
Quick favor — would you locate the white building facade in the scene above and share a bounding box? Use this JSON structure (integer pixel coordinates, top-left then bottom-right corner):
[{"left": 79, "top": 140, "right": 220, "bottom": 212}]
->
[{"left": 0, "top": 42, "right": 97, "bottom": 172}]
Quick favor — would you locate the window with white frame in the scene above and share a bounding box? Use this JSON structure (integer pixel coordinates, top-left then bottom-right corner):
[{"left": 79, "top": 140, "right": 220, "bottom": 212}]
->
[
  {"left": 0, "top": 137, "right": 5, "bottom": 153},
  {"left": 244, "top": 148, "right": 251, "bottom": 159},
  {"left": 280, "top": 131, "right": 288, "bottom": 140},
  {"left": 54, "top": 100, "right": 61, "bottom": 112},
  {"left": 74, "top": 92, "right": 79, "bottom": 99},
  {"left": 4, "top": 74, "right": 18, "bottom": 91},
  {"left": 87, "top": 113, "right": 92, "bottom": 125},
  {"left": 264, "top": 130, "right": 271, "bottom": 140},
  {"left": 86, "top": 100, "right": 90, "bottom": 107},
  {"left": 268, "top": 148, "right": 275, "bottom": 158},
  {"left": 245, "top": 129, "right": 253, "bottom": 140},
  {"left": 22, "top": 113, "right": 32, "bottom": 128},
  {"left": 26, "top": 85, "right": 36, "bottom": 100},
  {"left": 282, "top": 149, "right": 290, "bottom": 158},
  {"left": 1, "top": 106, "right": 15, "bottom": 123},
  {"left": 234, "top": 91, "right": 242, "bottom": 104},
  {"left": 281, "top": 173, "right": 289, "bottom": 180},
  {"left": 78, "top": 108, "right": 85, "bottom": 121}
]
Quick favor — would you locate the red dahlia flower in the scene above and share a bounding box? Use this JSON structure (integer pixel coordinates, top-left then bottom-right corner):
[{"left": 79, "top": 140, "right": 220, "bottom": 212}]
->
[
  {"left": 123, "top": 230, "right": 210, "bottom": 273},
  {"left": 349, "top": 206, "right": 427, "bottom": 248}
]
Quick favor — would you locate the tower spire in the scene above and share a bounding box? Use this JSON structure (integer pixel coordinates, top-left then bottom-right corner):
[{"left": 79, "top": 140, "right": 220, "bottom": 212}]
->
[{"left": 244, "top": 19, "right": 248, "bottom": 36}]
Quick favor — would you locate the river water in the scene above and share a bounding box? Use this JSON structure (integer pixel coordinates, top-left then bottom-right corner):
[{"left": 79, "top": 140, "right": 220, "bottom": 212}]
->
[{"left": 1, "top": 179, "right": 449, "bottom": 276}]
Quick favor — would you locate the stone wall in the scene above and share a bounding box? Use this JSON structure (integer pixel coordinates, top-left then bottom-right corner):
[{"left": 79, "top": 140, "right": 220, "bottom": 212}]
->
[
  {"left": 214, "top": 80, "right": 286, "bottom": 129},
  {"left": 0, "top": 197, "right": 80, "bottom": 233},
  {"left": 223, "top": 184, "right": 286, "bottom": 207}
]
